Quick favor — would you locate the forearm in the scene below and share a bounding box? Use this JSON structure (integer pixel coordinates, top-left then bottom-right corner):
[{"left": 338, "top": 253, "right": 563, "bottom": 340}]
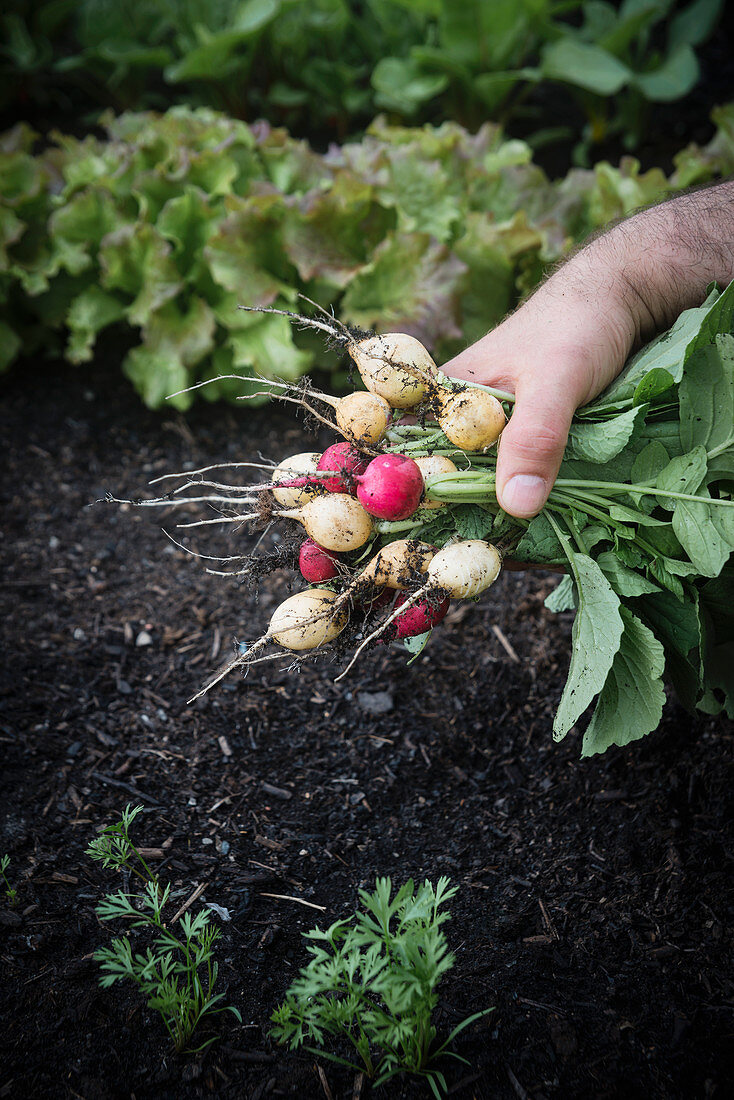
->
[{"left": 566, "top": 179, "right": 734, "bottom": 353}]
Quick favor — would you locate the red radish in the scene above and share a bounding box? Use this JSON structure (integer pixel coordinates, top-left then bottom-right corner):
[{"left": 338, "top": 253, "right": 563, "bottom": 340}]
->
[
  {"left": 355, "top": 454, "right": 424, "bottom": 520},
  {"left": 299, "top": 538, "right": 339, "bottom": 583},
  {"left": 316, "top": 442, "right": 370, "bottom": 493},
  {"left": 392, "top": 590, "right": 450, "bottom": 638}
]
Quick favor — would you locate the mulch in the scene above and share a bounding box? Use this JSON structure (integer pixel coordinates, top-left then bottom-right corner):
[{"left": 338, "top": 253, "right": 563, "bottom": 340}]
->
[{"left": 1, "top": 360, "right": 733, "bottom": 1100}]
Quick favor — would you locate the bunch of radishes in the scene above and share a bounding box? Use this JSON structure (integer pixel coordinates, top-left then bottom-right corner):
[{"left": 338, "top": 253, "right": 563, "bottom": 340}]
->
[{"left": 111, "top": 308, "right": 512, "bottom": 698}]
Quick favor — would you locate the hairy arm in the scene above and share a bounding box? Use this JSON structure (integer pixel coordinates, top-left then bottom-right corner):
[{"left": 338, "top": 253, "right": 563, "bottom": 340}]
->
[{"left": 444, "top": 179, "right": 734, "bottom": 518}]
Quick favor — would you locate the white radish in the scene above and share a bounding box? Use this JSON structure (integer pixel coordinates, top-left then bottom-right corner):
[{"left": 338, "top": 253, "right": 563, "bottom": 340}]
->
[
  {"left": 279, "top": 494, "right": 373, "bottom": 552},
  {"left": 437, "top": 389, "right": 506, "bottom": 452},
  {"left": 360, "top": 539, "right": 435, "bottom": 589},
  {"left": 334, "top": 539, "right": 502, "bottom": 682},
  {"left": 325, "top": 538, "right": 435, "bottom": 623},
  {"left": 317, "top": 390, "right": 392, "bottom": 445},
  {"left": 349, "top": 333, "right": 437, "bottom": 409},
  {"left": 271, "top": 452, "right": 322, "bottom": 507},
  {"left": 269, "top": 588, "right": 348, "bottom": 650},
  {"left": 189, "top": 586, "right": 348, "bottom": 701},
  {"left": 426, "top": 540, "right": 502, "bottom": 598},
  {"left": 413, "top": 455, "right": 458, "bottom": 510}
]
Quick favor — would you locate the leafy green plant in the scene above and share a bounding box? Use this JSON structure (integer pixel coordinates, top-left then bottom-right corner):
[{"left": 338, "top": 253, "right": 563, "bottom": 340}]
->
[
  {"left": 1, "top": 854, "right": 17, "bottom": 906},
  {"left": 1, "top": 103, "right": 733, "bottom": 408},
  {"left": 87, "top": 804, "right": 241, "bottom": 1052},
  {"left": 0, "top": 1, "right": 725, "bottom": 158},
  {"left": 271, "top": 876, "right": 491, "bottom": 1096}
]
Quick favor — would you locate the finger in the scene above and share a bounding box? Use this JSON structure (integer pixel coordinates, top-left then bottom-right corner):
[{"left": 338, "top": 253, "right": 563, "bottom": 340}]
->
[
  {"left": 496, "top": 371, "right": 586, "bottom": 518},
  {"left": 441, "top": 328, "right": 516, "bottom": 390}
]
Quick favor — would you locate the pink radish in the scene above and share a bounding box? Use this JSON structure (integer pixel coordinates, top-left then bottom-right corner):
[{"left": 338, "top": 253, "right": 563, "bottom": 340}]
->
[
  {"left": 299, "top": 538, "right": 339, "bottom": 583},
  {"left": 393, "top": 590, "right": 450, "bottom": 638},
  {"left": 316, "top": 442, "right": 370, "bottom": 493},
  {"left": 355, "top": 454, "right": 424, "bottom": 520}
]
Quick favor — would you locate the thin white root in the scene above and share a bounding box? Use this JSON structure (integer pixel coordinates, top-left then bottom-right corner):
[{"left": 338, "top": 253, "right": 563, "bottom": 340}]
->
[
  {"left": 334, "top": 581, "right": 432, "bottom": 682},
  {"left": 161, "top": 529, "right": 250, "bottom": 563},
  {"left": 150, "top": 461, "right": 277, "bottom": 485},
  {"left": 238, "top": 304, "right": 341, "bottom": 339},
  {"left": 187, "top": 634, "right": 270, "bottom": 703},
  {"left": 246, "top": 390, "right": 338, "bottom": 433},
  {"left": 104, "top": 491, "right": 258, "bottom": 508},
  {"left": 176, "top": 514, "right": 258, "bottom": 529}
]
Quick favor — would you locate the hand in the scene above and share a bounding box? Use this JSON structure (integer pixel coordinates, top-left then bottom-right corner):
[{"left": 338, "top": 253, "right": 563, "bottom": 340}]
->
[
  {"left": 443, "top": 180, "right": 734, "bottom": 519},
  {"left": 443, "top": 253, "right": 633, "bottom": 517}
]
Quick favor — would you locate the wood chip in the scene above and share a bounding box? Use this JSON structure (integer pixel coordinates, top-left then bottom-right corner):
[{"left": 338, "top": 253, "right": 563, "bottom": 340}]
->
[
  {"left": 170, "top": 881, "right": 208, "bottom": 924},
  {"left": 261, "top": 782, "right": 292, "bottom": 800},
  {"left": 317, "top": 1065, "right": 334, "bottom": 1100},
  {"left": 259, "top": 892, "right": 326, "bottom": 912},
  {"left": 218, "top": 735, "right": 232, "bottom": 757},
  {"left": 492, "top": 624, "right": 520, "bottom": 662}
]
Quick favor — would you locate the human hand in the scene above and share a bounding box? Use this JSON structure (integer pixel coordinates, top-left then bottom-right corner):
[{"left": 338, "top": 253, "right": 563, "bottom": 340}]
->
[
  {"left": 443, "top": 180, "right": 734, "bottom": 519},
  {"left": 443, "top": 255, "right": 634, "bottom": 517}
]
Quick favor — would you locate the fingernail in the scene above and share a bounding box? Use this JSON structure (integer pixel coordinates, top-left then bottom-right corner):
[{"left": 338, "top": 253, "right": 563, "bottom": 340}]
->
[{"left": 501, "top": 475, "right": 547, "bottom": 517}]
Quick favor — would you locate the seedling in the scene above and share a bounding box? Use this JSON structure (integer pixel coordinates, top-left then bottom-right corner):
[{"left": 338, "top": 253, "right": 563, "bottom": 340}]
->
[
  {"left": 87, "top": 805, "right": 241, "bottom": 1052},
  {"left": 1, "top": 855, "right": 17, "bottom": 906},
  {"left": 271, "top": 876, "right": 492, "bottom": 1097}
]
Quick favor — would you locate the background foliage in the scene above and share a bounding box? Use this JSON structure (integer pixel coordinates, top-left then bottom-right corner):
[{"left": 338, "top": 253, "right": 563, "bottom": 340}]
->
[
  {"left": 0, "top": 0, "right": 725, "bottom": 161},
  {"left": 2, "top": 103, "right": 733, "bottom": 407}
]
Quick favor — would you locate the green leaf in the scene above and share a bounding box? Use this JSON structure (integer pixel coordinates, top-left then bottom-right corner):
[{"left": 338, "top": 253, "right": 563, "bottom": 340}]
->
[
  {"left": 544, "top": 574, "right": 575, "bottom": 613},
  {"left": 668, "top": 0, "right": 723, "bottom": 50},
  {"left": 403, "top": 630, "right": 432, "bottom": 664},
  {"left": 654, "top": 446, "right": 734, "bottom": 575},
  {"left": 0, "top": 321, "right": 22, "bottom": 371},
  {"left": 451, "top": 504, "right": 495, "bottom": 541},
  {"left": 634, "top": 586, "right": 703, "bottom": 709},
  {"left": 700, "top": 569, "right": 734, "bottom": 645},
  {"left": 581, "top": 607, "right": 666, "bottom": 756},
  {"left": 679, "top": 335, "right": 734, "bottom": 466},
  {"left": 123, "top": 297, "right": 216, "bottom": 409},
  {"left": 0, "top": 206, "right": 26, "bottom": 271},
  {"left": 632, "top": 366, "right": 675, "bottom": 405},
  {"left": 372, "top": 58, "right": 449, "bottom": 114},
  {"left": 540, "top": 39, "right": 631, "bottom": 95},
  {"left": 515, "top": 512, "right": 565, "bottom": 564},
  {"left": 567, "top": 404, "right": 647, "bottom": 463},
  {"left": 66, "top": 285, "right": 126, "bottom": 363},
  {"left": 341, "top": 232, "right": 467, "bottom": 351},
  {"left": 656, "top": 447, "right": 707, "bottom": 501},
  {"left": 596, "top": 551, "right": 660, "bottom": 597},
  {"left": 203, "top": 196, "right": 292, "bottom": 306},
  {"left": 164, "top": 1, "right": 279, "bottom": 83},
  {"left": 631, "top": 440, "right": 670, "bottom": 485},
  {"left": 100, "top": 223, "right": 181, "bottom": 326},
  {"left": 632, "top": 45, "right": 699, "bottom": 103},
  {"left": 590, "top": 280, "right": 734, "bottom": 409},
  {"left": 225, "top": 311, "right": 313, "bottom": 383},
  {"left": 380, "top": 147, "right": 459, "bottom": 242},
  {"left": 156, "top": 186, "right": 218, "bottom": 276},
  {"left": 282, "top": 173, "right": 393, "bottom": 289},
  {"left": 553, "top": 554, "right": 624, "bottom": 742}
]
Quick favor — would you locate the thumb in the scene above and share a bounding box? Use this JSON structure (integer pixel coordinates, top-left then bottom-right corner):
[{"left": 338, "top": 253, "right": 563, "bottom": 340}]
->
[{"left": 496, "top": 373, "right": 582, "bottom": 518}]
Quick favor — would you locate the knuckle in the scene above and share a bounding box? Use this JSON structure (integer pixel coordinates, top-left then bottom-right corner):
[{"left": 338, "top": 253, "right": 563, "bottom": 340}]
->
[{"left": 503, "top": 422, "right": 565, "bottom": 464}]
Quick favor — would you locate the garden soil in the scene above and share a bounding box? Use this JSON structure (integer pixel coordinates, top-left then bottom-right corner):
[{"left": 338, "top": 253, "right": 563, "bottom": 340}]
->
[{"left": 1, "top": 363, "right": 733, "bottom": 1100}]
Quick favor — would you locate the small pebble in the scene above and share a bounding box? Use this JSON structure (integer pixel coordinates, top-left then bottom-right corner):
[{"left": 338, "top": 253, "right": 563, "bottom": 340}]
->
[
  {"left": 357, "top": 690, "right": 393, "bottom": 715},
  {"left": 135, "top": 630, "right": 153, "bottom": 647}
]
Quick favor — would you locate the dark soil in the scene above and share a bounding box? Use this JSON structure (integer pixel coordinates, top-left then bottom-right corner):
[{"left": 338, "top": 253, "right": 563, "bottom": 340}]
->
[{"left": 1, "top": 364, "right": 733, "bottom": 1100}]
